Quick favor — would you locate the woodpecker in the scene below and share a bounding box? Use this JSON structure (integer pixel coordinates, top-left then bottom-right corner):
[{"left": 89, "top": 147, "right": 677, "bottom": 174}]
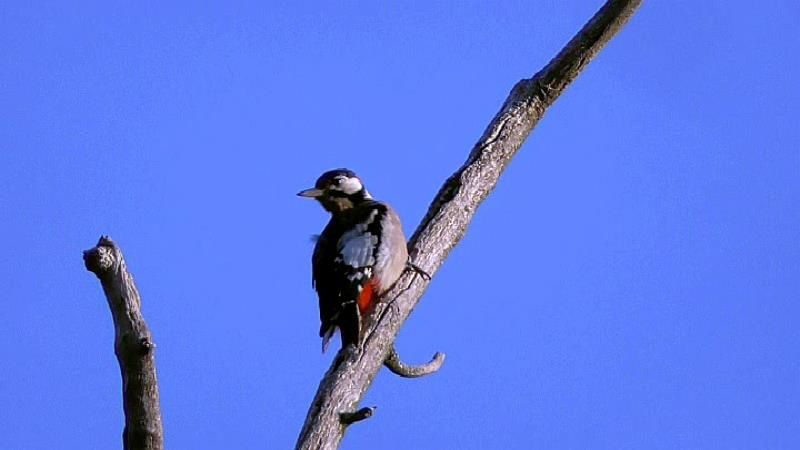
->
[{"left": 298, "top": 168, "right": 409, "bottom": 352}]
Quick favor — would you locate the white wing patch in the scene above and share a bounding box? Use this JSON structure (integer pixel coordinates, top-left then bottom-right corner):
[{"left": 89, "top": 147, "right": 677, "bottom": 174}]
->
[
  {"left": 338, "top": 231, "right": 377, "bottom": 267},
  {"left": 339, "top": 177, "right": 363, "bottom": 195},
  {"left": 336, "top": 209, "right": 380, "bottom": 271}
]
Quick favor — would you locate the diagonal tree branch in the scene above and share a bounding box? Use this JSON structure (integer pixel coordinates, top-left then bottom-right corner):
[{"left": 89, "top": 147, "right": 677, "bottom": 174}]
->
[
  {"left": 295, "top": 1, "right": 643, "bottom": 448},
  {"left": 84, "top": 236, "right": 164, "bottom": 450}
]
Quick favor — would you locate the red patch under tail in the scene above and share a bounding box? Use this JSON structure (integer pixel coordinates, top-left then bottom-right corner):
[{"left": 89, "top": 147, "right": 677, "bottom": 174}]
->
[{"left": 357, "top": 281, "right": 377, "bottom": 314}]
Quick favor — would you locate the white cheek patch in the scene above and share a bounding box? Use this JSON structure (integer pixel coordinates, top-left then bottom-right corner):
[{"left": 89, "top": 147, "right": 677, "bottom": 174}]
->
[{"left": 339, "top": 177, "right": 363, "bottom": 195}]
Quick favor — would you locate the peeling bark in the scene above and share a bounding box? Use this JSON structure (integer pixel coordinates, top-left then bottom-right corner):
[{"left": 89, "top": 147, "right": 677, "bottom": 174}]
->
[{"left": 295, "top": 1, "right": 643, "bottom": 449}]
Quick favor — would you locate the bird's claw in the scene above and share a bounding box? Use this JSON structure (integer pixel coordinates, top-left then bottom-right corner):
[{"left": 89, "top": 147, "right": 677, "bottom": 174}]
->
[{"left": 406, "top": 261, "right": 431, "bottom": 281}]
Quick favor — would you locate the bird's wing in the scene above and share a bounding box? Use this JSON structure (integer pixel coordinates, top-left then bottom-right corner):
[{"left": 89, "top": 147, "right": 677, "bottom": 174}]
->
[{"left": 337, "top": 227, "right": 378, "bottom": 273}]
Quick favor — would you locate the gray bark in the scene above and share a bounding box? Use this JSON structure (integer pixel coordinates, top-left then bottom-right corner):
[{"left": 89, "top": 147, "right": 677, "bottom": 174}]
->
[
  {"left": 384, "top": 347, "right": 445, "bottom": 378},
  {"left": 295, "top": 1, "right": 643, "bottom": 449},
  {"left": 84, "top": 237, "right": 164, "bottom": 450}
]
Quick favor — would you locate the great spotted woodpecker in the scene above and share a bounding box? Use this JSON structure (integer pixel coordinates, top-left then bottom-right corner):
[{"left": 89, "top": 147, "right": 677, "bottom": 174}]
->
[{"left": 298, "top": 169, "right": 408, "bottom": 352}]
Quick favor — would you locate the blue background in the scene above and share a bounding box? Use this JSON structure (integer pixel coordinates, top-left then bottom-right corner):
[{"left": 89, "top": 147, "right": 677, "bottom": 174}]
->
[{"left": 2, "top": 1, "right": 798, "bottom": 448}]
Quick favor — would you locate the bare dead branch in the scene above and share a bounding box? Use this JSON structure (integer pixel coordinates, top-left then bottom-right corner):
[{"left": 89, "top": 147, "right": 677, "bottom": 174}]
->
[
  {"left": 83, "top": 236, "right": 164, "bottom": 450},
  {"left": 384, "top": 347, "right": 445, "bottom": 378},
  {"left": 295, "top": 1, "right": 642, "bottom": 448}
]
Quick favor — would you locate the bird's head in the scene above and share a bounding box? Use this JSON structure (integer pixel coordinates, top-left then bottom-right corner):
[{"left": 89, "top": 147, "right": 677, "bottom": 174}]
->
[{"left": 298, "top": 168, "right": 372, "bottom": 213}]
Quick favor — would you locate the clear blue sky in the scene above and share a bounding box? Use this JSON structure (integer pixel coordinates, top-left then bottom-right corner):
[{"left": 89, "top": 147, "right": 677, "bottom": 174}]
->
[{"left": 2, "top": 1, "right": 798, "bottom": 449}]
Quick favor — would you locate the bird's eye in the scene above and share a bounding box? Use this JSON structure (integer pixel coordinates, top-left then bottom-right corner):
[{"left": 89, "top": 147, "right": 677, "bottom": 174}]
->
[{"left": 333, "top": 177, "right": 344, "bottom": 185}]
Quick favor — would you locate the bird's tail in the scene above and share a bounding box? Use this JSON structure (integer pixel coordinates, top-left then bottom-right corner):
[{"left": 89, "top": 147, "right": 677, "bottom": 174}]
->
[{"left": 321, "top": 326, "right": 336, "bottom": 353}]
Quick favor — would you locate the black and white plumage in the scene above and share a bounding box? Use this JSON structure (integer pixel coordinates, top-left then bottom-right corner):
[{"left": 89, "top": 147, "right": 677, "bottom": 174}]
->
[{"left": 298, "top": 169, "right": 408, "bottom": 352}]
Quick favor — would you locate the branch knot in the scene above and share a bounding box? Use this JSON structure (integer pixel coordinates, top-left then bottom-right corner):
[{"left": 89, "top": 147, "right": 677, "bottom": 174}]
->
[{"left": 83, "top": 236, "right": 119, "bottom": 275}]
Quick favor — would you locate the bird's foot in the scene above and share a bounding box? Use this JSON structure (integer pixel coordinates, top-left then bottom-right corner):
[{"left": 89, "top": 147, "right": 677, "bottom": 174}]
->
[{"left": 406, "top": 261, "right": 431, "bottom": 280}]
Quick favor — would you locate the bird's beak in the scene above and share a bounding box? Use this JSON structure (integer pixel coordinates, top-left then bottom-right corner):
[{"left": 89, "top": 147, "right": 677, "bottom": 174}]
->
[{"left": 297, "top": 188, "right": 324, "bottom": 198}]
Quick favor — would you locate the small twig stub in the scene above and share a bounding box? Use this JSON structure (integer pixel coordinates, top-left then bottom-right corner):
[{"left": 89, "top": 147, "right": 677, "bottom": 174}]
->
[{"left": 340, "top": 407, "right": 376, "bottom": 425}]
